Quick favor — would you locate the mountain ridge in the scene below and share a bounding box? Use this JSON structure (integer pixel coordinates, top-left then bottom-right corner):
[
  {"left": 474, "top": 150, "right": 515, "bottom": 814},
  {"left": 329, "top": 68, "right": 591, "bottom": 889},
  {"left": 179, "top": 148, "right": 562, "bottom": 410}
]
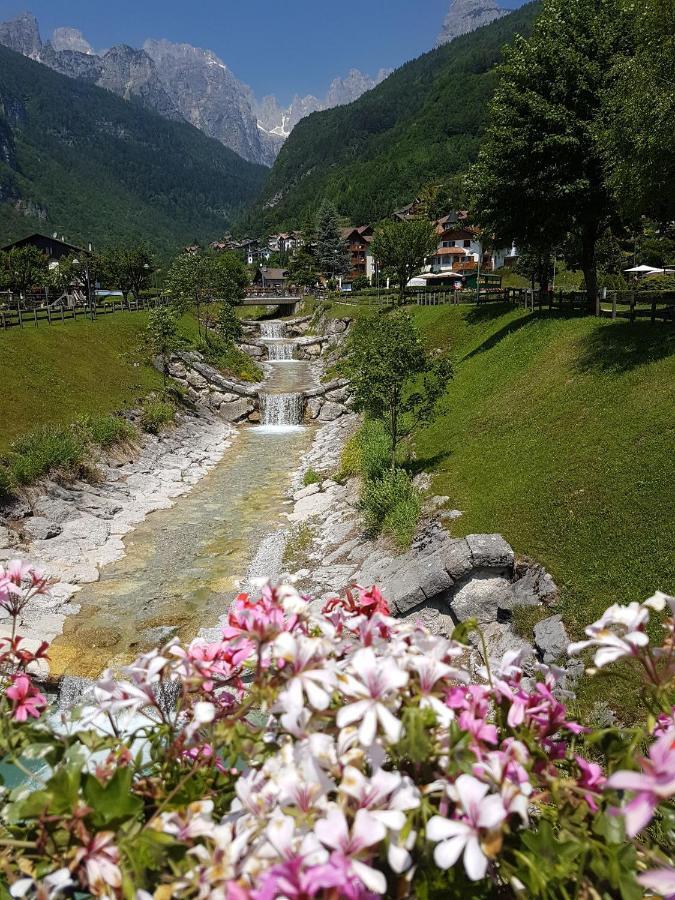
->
[
  {"left": 251, "top": 2, "right": 539, "bottom": 230},
  {"left": 0, "top": 43, "right": 266, "bottom": 256},
  {"left": 0, "top": 12, "right": 390, "bottom": 167}
]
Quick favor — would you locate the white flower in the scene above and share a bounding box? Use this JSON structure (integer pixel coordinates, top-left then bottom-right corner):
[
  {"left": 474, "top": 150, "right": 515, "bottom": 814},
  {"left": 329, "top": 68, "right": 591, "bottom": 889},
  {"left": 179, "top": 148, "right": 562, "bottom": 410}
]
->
[
  {"left": 336, "top": 648, "right": 408, "bottom": 746},
  {"left": 339, "top": 765, "right": 420, "bottom": 831},
  {"left": 274, "top": 632, "right": 336, "bottom": 714},
  {"left": 568, "top": 602, "right": 650, "bottom": 667},
  {"left": 315, "top": 806, "right": 387, "bottom": 894},
  {"left": 427, "top": 775, "right": 506, "bottom": 881}
]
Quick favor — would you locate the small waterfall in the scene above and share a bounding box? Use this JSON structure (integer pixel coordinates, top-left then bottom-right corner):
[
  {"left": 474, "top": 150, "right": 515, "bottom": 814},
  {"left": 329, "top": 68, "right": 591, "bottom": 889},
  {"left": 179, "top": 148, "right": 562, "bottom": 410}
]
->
[
  {"left": 260, "top": 321, "right": 285, "bottom": 340},
  {"left": 259, "top": 393, "right": 305, "bottom": 426},
  {"left": 267, "top": 341, "right": 296, "bottom": 361}
]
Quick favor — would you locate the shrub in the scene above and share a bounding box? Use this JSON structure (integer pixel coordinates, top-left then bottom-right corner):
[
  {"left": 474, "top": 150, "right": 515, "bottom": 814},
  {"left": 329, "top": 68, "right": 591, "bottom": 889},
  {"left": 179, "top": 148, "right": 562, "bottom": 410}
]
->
[
  {"left": 302, "top": 468, "right": 322, "bottom": 487},
  {"left": 339, "top": 419, "right": 390, "bottom": 481},
  {"left": 140, "top": 398, "right": 176, "bottom": 434},
  {"left": 361, "top": 467, "right": 422, "bottom": 547},
  {"left": 636, "top": 273, "right": 675, "bottom": 292},
  {"left": 282, "top": 522, "right": 315, "bottom": 570},
  {"left": 77, "top": 414, "right": 136, "bottom": 448},
  {"left": 196, "top": 335, "right": 263, "bottom": 383},
  {"left": 7, "top": 424, "right": 87, "bottom": 486}
]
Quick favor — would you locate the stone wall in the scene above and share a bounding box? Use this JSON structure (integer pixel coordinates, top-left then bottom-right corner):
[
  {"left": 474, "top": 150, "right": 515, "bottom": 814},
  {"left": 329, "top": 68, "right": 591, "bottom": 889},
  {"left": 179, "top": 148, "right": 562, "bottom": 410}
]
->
[{"left": 167, "top": 353, "right": 260, "bottom": 423}]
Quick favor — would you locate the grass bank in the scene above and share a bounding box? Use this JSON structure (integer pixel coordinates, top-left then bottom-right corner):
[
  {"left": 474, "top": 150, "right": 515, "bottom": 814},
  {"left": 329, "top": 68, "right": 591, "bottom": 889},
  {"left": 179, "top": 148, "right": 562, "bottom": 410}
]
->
[
  {"left": 0, "top": 310, "right": 261, "bottom": 456},
  {"left": 408, "top": 303, "right": 674, "bottom": 713}
]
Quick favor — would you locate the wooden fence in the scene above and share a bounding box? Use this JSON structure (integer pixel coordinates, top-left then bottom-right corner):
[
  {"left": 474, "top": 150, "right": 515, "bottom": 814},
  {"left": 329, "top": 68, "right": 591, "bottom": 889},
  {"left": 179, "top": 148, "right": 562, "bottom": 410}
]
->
[{"left": 0, "top": 294, "right": 169, "bottom": 330}]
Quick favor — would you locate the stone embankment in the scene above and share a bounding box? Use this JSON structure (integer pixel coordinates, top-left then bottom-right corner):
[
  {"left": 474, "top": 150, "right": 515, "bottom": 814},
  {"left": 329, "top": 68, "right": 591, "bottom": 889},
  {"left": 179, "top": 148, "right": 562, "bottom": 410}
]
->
[
  {"left": 0, "top": 409, "right": 233, "bottom": 655},
  {"left": 281, "top": 415, "right": 577, "bottom": 682}
]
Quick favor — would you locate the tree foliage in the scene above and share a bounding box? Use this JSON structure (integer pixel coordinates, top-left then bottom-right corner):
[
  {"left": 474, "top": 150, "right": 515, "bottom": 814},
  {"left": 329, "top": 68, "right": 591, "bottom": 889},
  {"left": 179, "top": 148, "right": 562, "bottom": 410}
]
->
[
  {"left": 145, "top": 306, "right": 179, "bottom": 386},
  {"left": 164, "top": 251, "right": 248, "bottom": 336},
  {"left": 315, "top": 201, "right": 349, "bottom": 279},
  {"left": 601, "top": 0, "right": 675, "bottom": 222},
  {"left": 0, "top": 245, "right": 47, "bottom": 295},
  {"left": 470, "top": 0, "right": 628, "bottom": 307},
  {"left": 98, "top": 244, "right": 155, "bottom": 297},
  {"left": 340, "top": 311, "right": 452, "bottom": 466},
  {"left": 371, "top": 220, "right": 437, "bottom": 304}
]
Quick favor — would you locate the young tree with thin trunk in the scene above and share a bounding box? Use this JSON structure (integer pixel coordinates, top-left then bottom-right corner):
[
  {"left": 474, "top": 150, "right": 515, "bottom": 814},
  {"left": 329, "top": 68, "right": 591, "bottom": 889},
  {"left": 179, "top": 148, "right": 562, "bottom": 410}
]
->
[
  {"left": 146, "top": 306, "right": 179, "bottom": 388},
  {"left": 470, "top": 0, "right": 627, "bottom": 311},
  {"left": 164, "top": 251, "right": 248, "bottom": 338},
  {"left": 370, "top": 220, "right": 437, "bottom": 305},
  {"left": 340, "top": 311, "right": 452, "bottom": 469}
]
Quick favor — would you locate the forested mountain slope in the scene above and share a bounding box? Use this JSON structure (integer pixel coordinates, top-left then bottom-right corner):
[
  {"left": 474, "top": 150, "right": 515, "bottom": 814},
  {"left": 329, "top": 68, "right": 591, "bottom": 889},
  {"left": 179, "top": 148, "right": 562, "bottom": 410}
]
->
[
  {"left": 0, "top": 45, "right": 267, "bottom": 256},
  {"left": 252, "top": 2, "right": 539, "bottom": 229}
]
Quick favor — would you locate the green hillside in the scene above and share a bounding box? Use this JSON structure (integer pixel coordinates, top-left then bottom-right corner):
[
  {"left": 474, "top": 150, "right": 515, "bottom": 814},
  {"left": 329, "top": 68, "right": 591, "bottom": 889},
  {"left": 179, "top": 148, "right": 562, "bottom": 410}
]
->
[
  {"left": 252, "top": 3, "right": 539, "bottom": 230},
  {"left": 0, "top": 45, "right": 267, "bottom": 257},
  {"left": 331, "top": 300, "right": 674, "bottom": 716}
]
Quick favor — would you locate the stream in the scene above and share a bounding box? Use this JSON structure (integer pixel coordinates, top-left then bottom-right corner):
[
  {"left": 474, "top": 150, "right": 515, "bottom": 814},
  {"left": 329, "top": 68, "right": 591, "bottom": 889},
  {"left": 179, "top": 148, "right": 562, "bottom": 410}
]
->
[{"left": 48, "top": 320, "right": 315, "bottom": 680}]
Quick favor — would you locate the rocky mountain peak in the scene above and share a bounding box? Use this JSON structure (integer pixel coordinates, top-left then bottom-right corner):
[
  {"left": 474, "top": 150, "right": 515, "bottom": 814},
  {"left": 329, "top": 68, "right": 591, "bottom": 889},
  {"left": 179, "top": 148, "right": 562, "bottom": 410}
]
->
[
  {"left": 0, "top": 12, "right": 42, "bottom": 58},
  {"left": 51, "top": 27, "right": 95, "bottom": 55},
  {"left": 436, "top": 0, "right": 507, "bottom": 46}
]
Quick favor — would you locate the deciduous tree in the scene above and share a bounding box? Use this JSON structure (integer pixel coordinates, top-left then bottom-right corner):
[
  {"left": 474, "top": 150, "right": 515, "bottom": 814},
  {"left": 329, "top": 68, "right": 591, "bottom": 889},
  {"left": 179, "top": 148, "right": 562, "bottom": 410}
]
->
[
  {"left": 0, "top": 246, "right": 48, "bottom": 298},
  {"left": 340, "top": 310, "right": 452, "bottom": 467},
  {"left": 470, "top": 0, "right": 627, "bottom": 310},
  {"left": 370, "top": 219, "right": 437, "bottom": 305},
  {"left": 146, "top": 306, "right": 179, "bottom": 387}
]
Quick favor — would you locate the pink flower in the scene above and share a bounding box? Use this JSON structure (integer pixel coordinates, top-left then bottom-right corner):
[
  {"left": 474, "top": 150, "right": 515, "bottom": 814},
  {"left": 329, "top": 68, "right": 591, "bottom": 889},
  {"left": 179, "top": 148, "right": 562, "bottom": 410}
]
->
[
  {"left": 575, "top": 756, "right": 607, "bottom": 812},
  {"left": 5, "top": 675, "right": 47, "bottom": 722},
  {"left": 427, "top": 774, "right": 506, "bottom": 881},
  {"left": 607, "top": 727, "right": 675, "bottom": 836},
  {"left": 637, "top": 866, "right": 675, "bottom": 899}
]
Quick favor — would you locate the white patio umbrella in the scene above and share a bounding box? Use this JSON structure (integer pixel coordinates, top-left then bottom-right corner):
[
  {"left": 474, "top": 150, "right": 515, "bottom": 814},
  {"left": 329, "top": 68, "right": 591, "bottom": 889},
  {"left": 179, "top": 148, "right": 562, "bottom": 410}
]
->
[{"left": 624, "top": 264, "right": 664, "bottom": 274}]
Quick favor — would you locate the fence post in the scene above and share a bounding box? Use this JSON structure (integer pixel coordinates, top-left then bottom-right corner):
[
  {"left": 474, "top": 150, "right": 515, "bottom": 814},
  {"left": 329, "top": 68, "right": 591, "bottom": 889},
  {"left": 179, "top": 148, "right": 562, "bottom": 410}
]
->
[
  {"left": 630, "top": 292, "right": 636, "bottom": 323},
  {"left": 612, "top": 293, "right": 617, "bottom": 319},
  {"left": 47, "top": 305, "right": 52, "bottom": 325},
  {"left": 60, "top": 304, "right": 65, "bottom": 324},
  {"left": 33, "top": 308, "right": 38, "bottom": 327},
  {"left": 651, "top": 298, "right": 657, "bottom": 324}
]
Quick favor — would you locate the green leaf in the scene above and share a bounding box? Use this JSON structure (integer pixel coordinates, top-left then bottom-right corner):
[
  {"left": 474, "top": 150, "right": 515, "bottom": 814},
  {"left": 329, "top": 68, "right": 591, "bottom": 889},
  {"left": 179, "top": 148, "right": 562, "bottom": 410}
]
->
[
  {"left": 395, "top": 706, "right": 437, "bottom": 764},
  {"left": 83, "top": 768, "right": 143, "bottom": 828},
  {"left": 452, "top": 618, "right": 478, "bottom": 644}
]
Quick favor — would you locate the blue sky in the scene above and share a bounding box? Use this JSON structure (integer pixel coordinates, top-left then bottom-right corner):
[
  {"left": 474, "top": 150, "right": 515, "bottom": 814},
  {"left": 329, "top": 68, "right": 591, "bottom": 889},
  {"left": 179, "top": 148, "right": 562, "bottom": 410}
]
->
[{"left": 0, "top": 0, "right": 525, "bottom": 104}]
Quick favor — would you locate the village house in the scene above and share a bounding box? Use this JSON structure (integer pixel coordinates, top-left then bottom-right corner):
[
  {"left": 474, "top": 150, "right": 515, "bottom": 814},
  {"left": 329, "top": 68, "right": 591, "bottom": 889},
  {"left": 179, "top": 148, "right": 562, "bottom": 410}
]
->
[
  {"left": 1, "top": 232, "right": 91, "bottom": 265},
  {"left": 341, "top": 226, "right": 375, "bottom": 284},
  {"left": 252, "top": 267, "right": 290, "bottom": 291},
  {"left": 392, "top": 199, "right": 425, "bottom": 222},
  {"left": 425, "top": 214, "right": 518, "bottom": 275}
]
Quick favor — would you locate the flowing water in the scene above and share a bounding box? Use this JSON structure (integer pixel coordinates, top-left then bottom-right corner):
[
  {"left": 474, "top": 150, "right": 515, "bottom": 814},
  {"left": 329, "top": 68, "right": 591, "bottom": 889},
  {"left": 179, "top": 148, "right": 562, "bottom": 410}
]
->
[{"left": 48, "top": 329, "right": 315, "bottom": 680}]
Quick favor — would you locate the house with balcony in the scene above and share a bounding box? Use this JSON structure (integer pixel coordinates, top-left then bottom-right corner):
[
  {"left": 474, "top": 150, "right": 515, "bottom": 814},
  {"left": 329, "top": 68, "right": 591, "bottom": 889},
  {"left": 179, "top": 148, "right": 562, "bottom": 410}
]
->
[{"left": 341, "top": 226, "right": 374, "bottom": 283}]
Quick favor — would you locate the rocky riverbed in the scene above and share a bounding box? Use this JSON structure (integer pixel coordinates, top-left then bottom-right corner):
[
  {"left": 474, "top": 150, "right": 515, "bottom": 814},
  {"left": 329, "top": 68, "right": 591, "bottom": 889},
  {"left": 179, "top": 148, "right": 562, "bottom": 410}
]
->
[{"left": 0, "top": 407, "right": 233, "bottom": 665}]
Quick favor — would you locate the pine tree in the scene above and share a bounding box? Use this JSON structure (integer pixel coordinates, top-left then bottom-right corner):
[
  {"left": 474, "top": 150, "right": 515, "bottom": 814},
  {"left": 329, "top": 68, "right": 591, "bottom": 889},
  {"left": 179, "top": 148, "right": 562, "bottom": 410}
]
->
[{"left": 315, "top": 201, "right": 349, "bottom": 279}]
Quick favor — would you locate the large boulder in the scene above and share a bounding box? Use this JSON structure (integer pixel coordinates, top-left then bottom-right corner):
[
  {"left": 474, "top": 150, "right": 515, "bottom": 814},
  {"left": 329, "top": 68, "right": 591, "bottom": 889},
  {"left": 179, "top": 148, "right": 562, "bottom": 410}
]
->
[
  {"left": 219, "top": 398, "right": 251, "bottom": 422},
  {"left": 449, "top": 574, "right": 514, "bottom": 625},
  {"left": 534, "top": 615, "right": 569, "bottom": 663},
  {"left": 466, "top": 533, "right": 514, "bottom": 571},
  {"left": 318, "top": 402, "right": 344, "bottom": 423},
  {"left": 441, "top": 538, "right": 474, "bottom": 580}
]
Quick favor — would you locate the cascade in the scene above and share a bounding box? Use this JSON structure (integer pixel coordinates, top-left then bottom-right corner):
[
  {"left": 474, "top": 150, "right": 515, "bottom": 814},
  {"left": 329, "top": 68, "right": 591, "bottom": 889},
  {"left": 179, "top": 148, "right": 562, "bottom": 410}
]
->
[
  {"left": 267, "top": 341, "right": 296, "bottom": 361},
  {"left": 259, "top": 392, "right": 305, "bottom": 426},
  {"left": 260, "top": 321, "right": 285, "bottom": 340}
]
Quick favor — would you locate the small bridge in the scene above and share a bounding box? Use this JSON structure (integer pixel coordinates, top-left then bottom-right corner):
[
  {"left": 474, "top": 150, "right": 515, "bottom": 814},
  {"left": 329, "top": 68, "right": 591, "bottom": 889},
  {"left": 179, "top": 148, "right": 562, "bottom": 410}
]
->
[
  {"left": 240, "top": 295, "right": 300, "bottom": 307},
  {"left": 240, "top": 288, "right": 302, "bottom": 308}
]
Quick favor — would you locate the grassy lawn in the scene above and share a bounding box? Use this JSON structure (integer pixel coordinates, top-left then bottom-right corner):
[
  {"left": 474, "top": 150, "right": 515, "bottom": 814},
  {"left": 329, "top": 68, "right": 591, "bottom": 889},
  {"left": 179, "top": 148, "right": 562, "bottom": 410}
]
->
[
  {"left": 0, "top": 310, "right": 211, "bottom": 454},
  {"left": 408, "top": 304, "right": 674, "bottom": 713}
]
